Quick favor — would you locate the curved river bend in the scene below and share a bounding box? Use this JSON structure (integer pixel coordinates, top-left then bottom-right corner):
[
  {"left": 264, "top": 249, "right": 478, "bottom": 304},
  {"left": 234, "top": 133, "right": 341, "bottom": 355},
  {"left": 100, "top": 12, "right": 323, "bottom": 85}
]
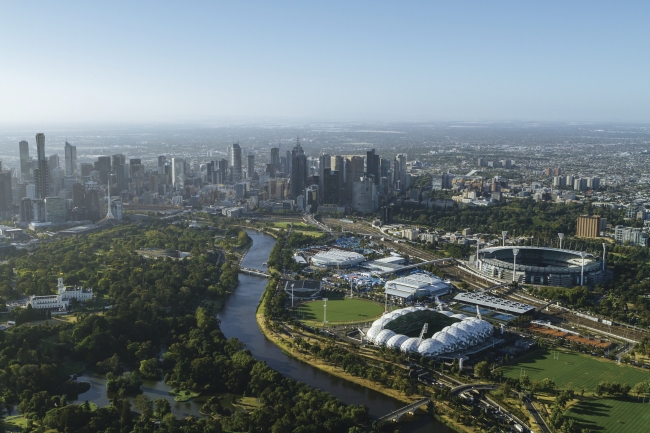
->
[
  {"left": 218, "top": 231, "right": 451, "bottom": 433},
  {"left": 70, "top": 230, "right": 450, "bottom": 431}
]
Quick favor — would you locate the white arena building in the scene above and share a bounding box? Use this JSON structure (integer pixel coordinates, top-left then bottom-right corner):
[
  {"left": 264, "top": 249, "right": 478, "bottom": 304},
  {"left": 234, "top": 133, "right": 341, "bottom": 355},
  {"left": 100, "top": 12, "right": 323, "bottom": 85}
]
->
[
  {"left": 365, "top": 307, "right": 493, "bottom": 357},
  {"left": 310, "top": 248, "right": 365, "bottom": 268},
  {"left": 384, "top": 274, "right": 452, "bottom": 301}
]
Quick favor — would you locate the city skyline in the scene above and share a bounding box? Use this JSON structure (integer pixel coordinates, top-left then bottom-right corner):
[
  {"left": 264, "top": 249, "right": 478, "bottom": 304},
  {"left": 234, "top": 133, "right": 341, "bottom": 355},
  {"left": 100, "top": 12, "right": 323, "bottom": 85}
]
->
[{"left": 1, "top": 1, "right": 649, "bottom": 124}]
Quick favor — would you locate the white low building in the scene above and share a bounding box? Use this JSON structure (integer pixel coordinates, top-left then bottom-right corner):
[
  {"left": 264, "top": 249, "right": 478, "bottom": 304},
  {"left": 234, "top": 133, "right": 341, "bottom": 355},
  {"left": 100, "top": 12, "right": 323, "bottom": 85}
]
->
[
  {"left": 384, "top": 273, "right": 451, "bottom": 301},
  {"left": 28, "top": 278, "right": 93, "bottom": 310}
]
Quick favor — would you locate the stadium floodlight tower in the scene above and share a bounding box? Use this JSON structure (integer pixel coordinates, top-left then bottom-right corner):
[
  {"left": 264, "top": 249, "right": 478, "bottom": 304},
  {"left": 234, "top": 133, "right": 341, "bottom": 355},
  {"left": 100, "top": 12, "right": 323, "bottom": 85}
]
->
[
  {"left": 580, "top": 252, "right": 587, "bottom": 286},
  {"left": 417, "top": 323, "right": 429, "bottom": 347},
  {"left": 558, "top": 233, "right": 564, "bottom": 249},
  {"left": 602, "top": 243, "right": 607, "bottom": 271},
  {"left": 512, "top": 248, "right": 520, "bottom": 282},
  {"left": 323, "top": 298, "right": 328, "bottom": 326},
  {"left": 502, "top": 231, "right": 508, "bottom": 247},
  {"left": 291, "top": 283, "right": 295, "bottom": 308}
]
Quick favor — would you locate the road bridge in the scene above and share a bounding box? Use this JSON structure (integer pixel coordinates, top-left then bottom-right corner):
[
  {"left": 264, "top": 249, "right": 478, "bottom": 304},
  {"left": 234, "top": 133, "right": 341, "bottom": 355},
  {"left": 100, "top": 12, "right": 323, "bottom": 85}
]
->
[
  {"left": 239, "top": 267, "right": 270, "bottom": 278},
  {"left": 450, "top": 383, "right": 497, "bottom": 397},
  {"left": 377, "top": 398, "right": 430, "bottom": 423}
]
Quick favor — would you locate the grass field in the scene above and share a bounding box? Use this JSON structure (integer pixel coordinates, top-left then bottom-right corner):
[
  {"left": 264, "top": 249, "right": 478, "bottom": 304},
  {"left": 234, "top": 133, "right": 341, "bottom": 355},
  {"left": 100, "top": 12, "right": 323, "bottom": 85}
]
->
[
  {"left": 566, "top": 397, "right": 650, "bottom": 432},
  {"left": 501, "top": 349, "right": 648, "bottom": 392},
  {"left": 295, "top": 298, "right": 384, "bottom": 326},
  {"left": 272, "top": 222, "right": 318, "bottom": 231}
]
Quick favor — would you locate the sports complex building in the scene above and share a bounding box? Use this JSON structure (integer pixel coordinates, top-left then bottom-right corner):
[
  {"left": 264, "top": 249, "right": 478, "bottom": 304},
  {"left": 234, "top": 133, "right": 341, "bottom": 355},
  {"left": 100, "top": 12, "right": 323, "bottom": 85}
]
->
[
  {"left": 384, "top": 274, "right": 452, "bottom": 301},
  {"left": 365, "top": 306, "right": 494, "bottom": 358},
  {"left": 473, "top": 246, "right": 609, "bottom": 287},
  {"left": 310, "top": 248, "right": 365, "bottom": 268}
]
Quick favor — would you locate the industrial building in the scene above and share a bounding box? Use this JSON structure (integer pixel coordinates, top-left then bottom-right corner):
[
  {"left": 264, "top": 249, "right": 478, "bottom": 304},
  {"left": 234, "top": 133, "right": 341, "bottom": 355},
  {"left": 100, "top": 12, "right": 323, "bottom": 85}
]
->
[{"left": 383, "top": 273, "right": 452, "bottom": 301}]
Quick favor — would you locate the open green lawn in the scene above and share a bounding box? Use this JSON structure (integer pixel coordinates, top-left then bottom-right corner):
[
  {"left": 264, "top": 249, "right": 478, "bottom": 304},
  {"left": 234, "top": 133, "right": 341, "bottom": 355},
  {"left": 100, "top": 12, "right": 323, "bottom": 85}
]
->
[
  {"left": 566, "top": 397, "right": 650, "bottom": 432},
  {"left": 272, "top": 221, "right": 317, "bottom": 231},
  {"left": 295, "top": 298, "right": 384, "bottom": 326},
  {"left": 3, "top": 415, "right": 29, "bottom": 432},
  {"left": 502, "top": 349, "right": 649, "bottom": 392},
  {"left": 60, "top": 360, "right": 86, "bottom": 375}
]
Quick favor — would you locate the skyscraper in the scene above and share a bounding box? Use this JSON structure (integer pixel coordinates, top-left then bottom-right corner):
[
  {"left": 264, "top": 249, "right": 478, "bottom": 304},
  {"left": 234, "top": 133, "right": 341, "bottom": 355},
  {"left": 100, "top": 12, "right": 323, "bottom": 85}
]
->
[
  {"left": 19, "top": 140, "right": 31, "bottom": 180},
  {"left": 64, "top": 141, "right": 77, "bottom": 176},
  {"left": 171, "top": 157, "right": 185, "bottom": 189},
  {"left": 247, "top": 154, "right": 255, "bottom": 179},
  {"left": 0, "top": 171, "right": 12, "bottom": 214},
  {"left": 366, "top": 149, "right": 380, "bottom": 185},
  {"left": 270, "top": 147, "right": 280, "bottom": 171},
  {"left": 318, "top": 154, "right": 331, "bottom": 202},
  {"left": 34, "top": 133, "right": 50, "bottom": 199},
  {"left": 229, "top": 142, "right": 242, "bottom": 182},
  {"left": 290, "top": 138, "right": 307, "bottom": 199}
]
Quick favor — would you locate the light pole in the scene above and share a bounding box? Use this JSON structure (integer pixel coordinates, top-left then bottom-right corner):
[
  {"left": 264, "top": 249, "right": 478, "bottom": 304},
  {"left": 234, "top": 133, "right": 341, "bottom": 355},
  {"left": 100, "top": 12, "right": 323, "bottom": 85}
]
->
[
  {"left": 291, "top": 284, "right": 295, "bottom": 308},
  {"left": 558, "top": 233, "right": 564, "bottom": 250},
  {"left": 502, "top": 231, "right": 508, "bottom": 247},
  {"left": 323, "top": 298, "right": 328, "bottom": 326},
  {"left": 350, "top": 278, "right": 353, "bottom": 297},
  {"left": 602, "top": 243, "right": 607, "bottom": 271},
  {"left": 512, "top": 248, "right": 519, "bottom": 282},
  {"left": 580, "top": 252, "right": 587, "bottom": 286}
]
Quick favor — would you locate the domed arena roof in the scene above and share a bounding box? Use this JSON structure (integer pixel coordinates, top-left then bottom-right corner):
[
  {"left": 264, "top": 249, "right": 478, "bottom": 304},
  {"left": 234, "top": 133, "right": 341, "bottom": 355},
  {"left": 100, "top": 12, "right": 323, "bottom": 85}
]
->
[{"left": 366, "top": 307, "right": 493, "bottom": 357}]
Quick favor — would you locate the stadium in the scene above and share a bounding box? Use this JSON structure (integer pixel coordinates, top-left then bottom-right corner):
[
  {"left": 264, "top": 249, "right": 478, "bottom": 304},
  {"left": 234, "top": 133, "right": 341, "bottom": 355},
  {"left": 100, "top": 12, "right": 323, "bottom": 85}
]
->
[
  {"left": 310, "top": 248, "right": 365, "bottom": 268},
  {"left": 365, "top": 307, "right": 493, "bottom": 358},
  {"left": 473, "top": 246, "right": 608, "bottom": 287}
]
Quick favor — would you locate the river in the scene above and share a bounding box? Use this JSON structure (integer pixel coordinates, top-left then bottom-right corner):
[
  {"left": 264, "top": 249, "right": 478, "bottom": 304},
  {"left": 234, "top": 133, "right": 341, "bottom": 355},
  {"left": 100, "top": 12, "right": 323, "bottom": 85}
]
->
[
  {"left": 217, "top": 230, "right": 451, "bottom": 433},
  {"left": 71, "top": 230, "right": 451, "bottom": 431}
]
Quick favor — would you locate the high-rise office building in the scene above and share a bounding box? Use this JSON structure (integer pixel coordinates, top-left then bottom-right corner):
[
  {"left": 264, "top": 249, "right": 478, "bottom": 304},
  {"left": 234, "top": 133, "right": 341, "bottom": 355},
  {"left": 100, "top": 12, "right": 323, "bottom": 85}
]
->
[
  {"left": 34, "top": 133, "right": 50, "bottom": 199},
  {"left": 19, "top": 140, "right": 31, "bottom": 180},
  {"left": 318, "top": 154, "right": 331, "bottom": 202},
  {"left": 157, "top": 155, "right": 167, "bottom": 175},
  {"left": 321, "top": 168, "right": 340, "bottom": 204},
  {"left": 0, "top": 171, "right": 12, "bottom": 213},
  {"left": 171, "top": 157, "right": 185, "bottom": 189},
  {"left": 394, "top": 154, "right": 407, "bottom": 190},
  {"left": 290, "top": 138, "right": 307, "bottom": 199},
  {"left": 345, "top": 156, "right": 365, "bottom": 202},
  {"left": 366, "top": 149, "right": 380, "bottom": 185},
  {"left": 95, "top": 156, "right": 112, "bottom": 185},
  {"left": 576, "top": 215, "right": 601, "bottom": 238},
  {"left": 247, "top": 154, "right": 255, "bottom": 179},
  {"left": 49, "top": 154, "right": 60, "bottom": 171},
  {"left": 64, "top": 141, "right": 77, "bottom": 177},
  {"left": 20, "top": 197, "right": 33, "bottom": 223},
  {"left": 270, "top": 147, "right": 280, "bottom": 171},
  {"left": 229, "top": 143, "right": 242, "bottom": 182}
]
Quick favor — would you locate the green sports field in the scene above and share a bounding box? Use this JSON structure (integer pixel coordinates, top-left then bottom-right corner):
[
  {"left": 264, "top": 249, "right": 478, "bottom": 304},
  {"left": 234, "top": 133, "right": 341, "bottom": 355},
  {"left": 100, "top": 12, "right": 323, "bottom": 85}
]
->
[
  {"left": 566, "top": 397, "right": 650, "bottom": 433},
  {"left": 501, "top": 350, "right": 648, "bottom": 392},
  {"left": 503, "top": 350, "right": 650, "bottom": 432},
  {"left": 295, "top": 298, "right": 384, "bottom": 326}
]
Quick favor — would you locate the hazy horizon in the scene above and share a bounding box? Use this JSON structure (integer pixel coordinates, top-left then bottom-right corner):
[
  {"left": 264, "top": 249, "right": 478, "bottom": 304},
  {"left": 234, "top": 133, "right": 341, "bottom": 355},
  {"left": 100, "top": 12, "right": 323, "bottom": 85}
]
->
[{"left": 1, "top": 1, "right": 649, "bottom": 124}]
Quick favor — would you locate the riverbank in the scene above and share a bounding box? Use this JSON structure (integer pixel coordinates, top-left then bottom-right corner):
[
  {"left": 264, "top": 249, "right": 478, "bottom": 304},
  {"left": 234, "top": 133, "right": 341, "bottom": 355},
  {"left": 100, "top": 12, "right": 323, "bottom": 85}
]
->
[{"left": 255, "top": 290, "right": 419, "bottom": 406}]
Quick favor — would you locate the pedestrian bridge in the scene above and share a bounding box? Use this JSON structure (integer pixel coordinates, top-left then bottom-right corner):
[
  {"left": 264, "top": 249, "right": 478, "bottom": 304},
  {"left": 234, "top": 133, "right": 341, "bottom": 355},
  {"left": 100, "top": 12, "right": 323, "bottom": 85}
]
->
[
  {"left": 239, "top": 267, "right": 270, "bottom": 278},
  {"left": 378, "top": 398, "right": 430, "bottom": 423}
]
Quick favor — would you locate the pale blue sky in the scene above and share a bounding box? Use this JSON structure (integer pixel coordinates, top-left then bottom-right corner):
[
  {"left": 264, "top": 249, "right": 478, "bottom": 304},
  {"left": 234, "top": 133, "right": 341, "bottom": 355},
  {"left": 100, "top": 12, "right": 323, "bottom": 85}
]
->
[{"left": 1, "top": 1, "right": 648, "bottom": 123}]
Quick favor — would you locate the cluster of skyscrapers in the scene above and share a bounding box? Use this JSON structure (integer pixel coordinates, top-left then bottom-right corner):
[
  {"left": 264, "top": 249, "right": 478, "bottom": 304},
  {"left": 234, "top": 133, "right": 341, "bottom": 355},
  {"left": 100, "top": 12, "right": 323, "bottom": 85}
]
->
[{"left": 0, "top": 134, "right": 413, "bottom": 226}]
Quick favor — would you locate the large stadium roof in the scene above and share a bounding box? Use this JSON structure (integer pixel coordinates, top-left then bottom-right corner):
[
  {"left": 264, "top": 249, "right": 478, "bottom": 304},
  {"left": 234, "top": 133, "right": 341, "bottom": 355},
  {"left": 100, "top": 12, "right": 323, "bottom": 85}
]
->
[
  {"left": 454, "top": 292, "right": 535, "bottom": 315},
  {"left": 365, "top": 306, "right": 493, "bottom": 356},
  {"left": 310, "top": 249, "right": 365, "bottom": 267}
]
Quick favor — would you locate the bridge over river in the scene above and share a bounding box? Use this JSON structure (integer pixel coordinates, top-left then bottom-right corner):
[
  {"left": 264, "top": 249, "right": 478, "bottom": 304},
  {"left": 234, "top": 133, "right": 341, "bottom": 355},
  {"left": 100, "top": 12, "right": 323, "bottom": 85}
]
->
[{"left": 378, "top": 398, "right": 430, "bottom": 423}]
